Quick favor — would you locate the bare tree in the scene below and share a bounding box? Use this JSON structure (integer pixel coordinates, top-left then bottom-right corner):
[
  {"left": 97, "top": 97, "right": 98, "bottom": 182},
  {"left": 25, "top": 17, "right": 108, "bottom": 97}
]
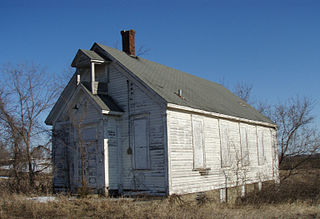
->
[
  {"left": 136, "top": 45, "right": 151, "bottom": 57},
  {"left": 111, "top": 39, "right": 150, "bottom": 57},
  {"left": 232, "top": 82, "right": 320, "bottom": 179},
  {"left": 0, "top": 88, "right": 26, "bottom": 190},
  {"left": 269, "top": 97, "right": 320, "bottom": 178},
  {"left": 69, "top": 102, "right": 91, "bottom": 196},
  {"left": 0, "top": 63, "right": 60, "bottom": 191},
  {"left": 51, "top": 94, "right": 94, "bottom": 196},
  {"left": 222, "top": 141, "right": 250, "bottom": 202},
  {"left": 233, "top": 82, "right": 253, "bottom": 103}
]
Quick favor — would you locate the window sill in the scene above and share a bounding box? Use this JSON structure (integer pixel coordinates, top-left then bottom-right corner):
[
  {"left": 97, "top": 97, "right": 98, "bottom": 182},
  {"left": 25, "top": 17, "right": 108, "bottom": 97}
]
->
[
  {"left": 133, "top": 168, "right": 151, "bottom": 171},
  {"left": 193, "top": 168, "right": 211, "bottom": 176}
]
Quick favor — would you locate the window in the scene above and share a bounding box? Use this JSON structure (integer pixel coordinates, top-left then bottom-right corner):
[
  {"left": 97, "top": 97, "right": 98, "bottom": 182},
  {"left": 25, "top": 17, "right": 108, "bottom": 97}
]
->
[
  {"left": 220, "top": 126, "right": 231, "bottom": 167},
  {"left": 192, "top": 119, "right": 205, "bottom": 169},
  {"left": 240, "top": 126, "right": 250, "bottom": 166},
  {"left": 133, "top": 117, "right": 149, "bottom": 169},
  {"left": 257, "top": 130, "right": 265, "bottom": 165}
]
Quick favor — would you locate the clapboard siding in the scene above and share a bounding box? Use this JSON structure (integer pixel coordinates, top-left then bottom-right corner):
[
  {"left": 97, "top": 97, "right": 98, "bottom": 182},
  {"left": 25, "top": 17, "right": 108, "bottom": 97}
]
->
[
  {"left": 103, "top": 117, "right": 118, "bottom": 190},
  {"left": 52, "top": 89, "right": 106, "bottom": 192},
  {"left": 51, "top": 55, "right": 278, "bottom": 196},
  {"left": 52, "top": 123, "right": 70, "bottom": 191},
  {"left": 106, "top": 63, "right": 167, "bottom": 194},
  {"left": 167, "top": 109, "right": 278, "bottom": 195}
]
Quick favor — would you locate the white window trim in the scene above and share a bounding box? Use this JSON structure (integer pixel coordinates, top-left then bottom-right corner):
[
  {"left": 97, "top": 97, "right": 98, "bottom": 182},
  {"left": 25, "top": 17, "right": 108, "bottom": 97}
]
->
[
  {"left": 219, "top": 120, "right": 231, "bottom": 168},
  {"left": 191, "top": 116, "right": 206, "bottom": 170},
  {"left": 257, "top": 129, "right": 265, "bottom": 166},
  {"left": 240, "top": 125, "right": 250, "bottom": 166}
]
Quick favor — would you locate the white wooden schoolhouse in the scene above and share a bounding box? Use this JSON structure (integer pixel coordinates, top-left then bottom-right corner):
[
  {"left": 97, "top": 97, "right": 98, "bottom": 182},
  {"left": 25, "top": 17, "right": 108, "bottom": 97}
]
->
[{"left": 45, "top": 30, "right": 279, "bottom": 197}]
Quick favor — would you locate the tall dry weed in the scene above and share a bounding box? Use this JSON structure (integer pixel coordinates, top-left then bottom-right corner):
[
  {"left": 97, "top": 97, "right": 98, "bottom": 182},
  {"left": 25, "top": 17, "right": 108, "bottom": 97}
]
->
[
  {"left": 0, "top": 174, "right": 52, "bottom": 196},
  {"left": 238, "top": 169, "right": 320, "bottom": 206},
  {"left": 0, "top": 169, "right": 319, "bottom": 218}
]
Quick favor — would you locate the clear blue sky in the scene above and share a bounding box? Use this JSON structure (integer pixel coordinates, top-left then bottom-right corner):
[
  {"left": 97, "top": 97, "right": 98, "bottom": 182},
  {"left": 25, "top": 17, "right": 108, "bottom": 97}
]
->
[{"left": 1, "top": 0, "right": 319, "bottom": 126}]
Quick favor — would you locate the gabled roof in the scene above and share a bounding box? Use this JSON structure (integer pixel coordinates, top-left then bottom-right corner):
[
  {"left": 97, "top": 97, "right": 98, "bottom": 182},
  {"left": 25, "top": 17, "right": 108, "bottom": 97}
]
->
[
  {"left": 71, "top": 49, "right": 105, "bottom": 67},
  {"left": 81, "top": 82, "right": 123, "bottom": 113},
  {"left": 45, "top": 74, "right": 78, "bottom": 125},
  {"left": 93, "top": 43, "right": 274, "bottom": 125},
  {"left": 45, "top": 78, "right": 123, "bottom": 125}
]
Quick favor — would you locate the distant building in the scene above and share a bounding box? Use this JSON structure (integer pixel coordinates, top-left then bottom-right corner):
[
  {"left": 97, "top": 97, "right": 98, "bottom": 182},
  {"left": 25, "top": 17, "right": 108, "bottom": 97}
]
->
[{"left": 0, "top": 145, "right": 51, "bottom": 177}]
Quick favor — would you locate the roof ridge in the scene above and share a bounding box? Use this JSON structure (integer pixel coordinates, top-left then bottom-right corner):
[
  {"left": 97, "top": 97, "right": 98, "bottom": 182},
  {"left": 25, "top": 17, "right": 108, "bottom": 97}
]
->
[
  {"left": 95, "top": 43, "right": 274, "bottom": 125},
  {"left": 96, "top": 43, "right": 225, "bottom": 89}
]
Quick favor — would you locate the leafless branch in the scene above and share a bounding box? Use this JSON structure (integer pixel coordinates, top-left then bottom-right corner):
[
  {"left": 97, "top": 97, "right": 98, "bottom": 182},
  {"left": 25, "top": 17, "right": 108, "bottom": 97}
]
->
[
  {"left": 136, "top": 45, "right": 151, "bottom": 57},
  {"left": 233, "top": 82, "right": 320, "bottom": 178},
  {"left": 0, "top": 63, "right": 61, "bottom": 191},
  {"left": 233, "top": 82, "right": 253, "bottom": 103}
]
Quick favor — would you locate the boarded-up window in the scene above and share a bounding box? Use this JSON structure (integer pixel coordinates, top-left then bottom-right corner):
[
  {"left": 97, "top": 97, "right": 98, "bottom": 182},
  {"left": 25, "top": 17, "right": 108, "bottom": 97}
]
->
[
  {"left": 240, "top": 126, "right": 250, "bottom": 166},
  {"left": 220, "top": 126, "right": 231, "bottom": 167},
  {"left": 192, "top": 119, "right": 205, "bottom": 169},
  {"left": 257, "top": 130, "right": 265, "bottom": 165},
  {"left": 133, "top": 118, "right": 149, "bottom": 169},
  {"left": 263, "top": 131, "right": 271, "bottom": 164}
]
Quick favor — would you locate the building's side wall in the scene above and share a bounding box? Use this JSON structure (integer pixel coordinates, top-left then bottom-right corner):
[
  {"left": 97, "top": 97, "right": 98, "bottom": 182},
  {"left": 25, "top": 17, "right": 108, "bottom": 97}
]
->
[
  {"left": 167, "top": 109, "right": 278, "bottom": 195},
  {"left": 106, "top": 63, "right": 167, "bottom": 194}
]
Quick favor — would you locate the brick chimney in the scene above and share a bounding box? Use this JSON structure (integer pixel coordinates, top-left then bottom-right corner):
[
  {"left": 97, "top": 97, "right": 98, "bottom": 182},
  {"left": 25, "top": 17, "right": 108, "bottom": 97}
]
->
[{"left": 121, "top": 29, "right": 136, "bottom": 56}]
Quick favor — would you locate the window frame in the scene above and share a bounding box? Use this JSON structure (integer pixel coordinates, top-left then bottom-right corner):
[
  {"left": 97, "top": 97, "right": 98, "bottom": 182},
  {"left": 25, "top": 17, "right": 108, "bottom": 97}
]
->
[
  {"left": 257, "top": 129, "right": 265, "bottom": 166},
  {"left": 192, "top": 117, "right": 206, "bottom": 170},
  {"left": 220, "top": 124, "right": 231, "bottom": 168},
  {"left": 240, "top": 125, "right": 250, "bottom": 166}
]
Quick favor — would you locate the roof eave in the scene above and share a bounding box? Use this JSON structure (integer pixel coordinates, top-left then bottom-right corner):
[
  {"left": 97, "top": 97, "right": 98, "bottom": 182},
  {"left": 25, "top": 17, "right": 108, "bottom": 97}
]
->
[
  {"left": 102, "top": 110, "right": 124, "bottom": 116},
  {"left": 45, "top": 118, "right": 52, "bottom": 126},
  {"left": 167, "top": 103, "right": 277, "bottom": 129},
  {"left": 71, "top": 49, "right": 106, "bottom": 68}
]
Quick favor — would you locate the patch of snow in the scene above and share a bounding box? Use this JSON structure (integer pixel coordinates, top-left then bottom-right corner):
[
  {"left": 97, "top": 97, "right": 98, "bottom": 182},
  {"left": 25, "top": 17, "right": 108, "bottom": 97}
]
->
[
  {"left": 0, "top": 176, "right": 9, "bottom": 179},
  {"left": 27, "top": 196, "right": 56, "bottom": 203},
  {"left": 0, "top": 165, "right": 12, "bottom": 170}
]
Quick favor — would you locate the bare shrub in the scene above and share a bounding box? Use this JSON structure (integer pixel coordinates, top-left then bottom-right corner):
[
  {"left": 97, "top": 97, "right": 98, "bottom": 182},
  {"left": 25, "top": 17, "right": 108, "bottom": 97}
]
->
[
  {"left": 0, "top": 172, "right": 52, "bottom": 195},
  {"left": 195, "top": 192, "right": 209, "bottom": 206},
  {"left": 168, "top": 194, "right": 185, "bottom": 207}
]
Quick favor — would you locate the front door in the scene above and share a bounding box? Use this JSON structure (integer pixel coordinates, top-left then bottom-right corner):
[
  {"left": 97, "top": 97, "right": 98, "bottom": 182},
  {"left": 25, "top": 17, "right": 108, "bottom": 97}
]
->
[{"left": 73, "top": 125, "right": 99, "bottom": 190}]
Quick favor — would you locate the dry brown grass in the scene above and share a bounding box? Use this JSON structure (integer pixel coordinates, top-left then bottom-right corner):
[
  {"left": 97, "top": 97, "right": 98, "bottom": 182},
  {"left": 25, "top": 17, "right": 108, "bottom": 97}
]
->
[
  {"left": 0, "top": 169, "right": 319, "bottom": 219},
  {"left": 0, "top": 173, "right": 52, "bottom": 195},
  {"left": 0, "top": 194, "right": 318, "bottom": 219},
  {"left": 238, "top": 169, "right": 320, "bottom": 206}
]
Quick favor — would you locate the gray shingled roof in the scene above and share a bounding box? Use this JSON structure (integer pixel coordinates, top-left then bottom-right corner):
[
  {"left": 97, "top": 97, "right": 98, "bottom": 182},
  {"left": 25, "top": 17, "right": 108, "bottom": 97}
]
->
[
  {"left": 71, "top": 49, "right": 105, "bottom": 67},
  {"left": 95, "top": 43, "right": 274, "bottom": 125},
  {"left": 80, "top": 49, "right": 104, "bottom": 62},
  {"left": 81, "top": 82, "right": 123, "bottom": 113}
]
